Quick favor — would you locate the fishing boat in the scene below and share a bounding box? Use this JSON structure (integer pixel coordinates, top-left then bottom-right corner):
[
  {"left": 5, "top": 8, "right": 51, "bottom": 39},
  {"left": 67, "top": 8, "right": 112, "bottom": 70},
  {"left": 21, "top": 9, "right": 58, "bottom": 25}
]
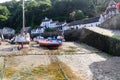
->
[
  {"left": 15, "top": 33, "right": 30, "bottom": 45},
  {"left": 15, "top": 0, "right": 30, "bottom": 48},
  {"left": 34, "top": 36, "right": 44, "bottom": 44},
  {"left": 38, "top": 36, "right": 63, "bottom": 48}
]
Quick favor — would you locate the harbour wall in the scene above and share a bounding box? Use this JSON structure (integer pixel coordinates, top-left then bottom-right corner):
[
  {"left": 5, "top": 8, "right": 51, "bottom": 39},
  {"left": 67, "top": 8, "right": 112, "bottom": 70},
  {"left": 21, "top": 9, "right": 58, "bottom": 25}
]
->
[{"left": 64, "top": 28, "right": 120, "bottom": 56}]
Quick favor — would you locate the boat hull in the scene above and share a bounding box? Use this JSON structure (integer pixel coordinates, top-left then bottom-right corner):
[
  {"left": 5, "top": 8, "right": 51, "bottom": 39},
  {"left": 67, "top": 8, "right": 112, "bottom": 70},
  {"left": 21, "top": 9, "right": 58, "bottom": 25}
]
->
[
  {"left": 39, "top": 42, "right": 61, "bottom": 47},
  {"left": 38, "top": 40, "right": 62, "bottom": 48}
]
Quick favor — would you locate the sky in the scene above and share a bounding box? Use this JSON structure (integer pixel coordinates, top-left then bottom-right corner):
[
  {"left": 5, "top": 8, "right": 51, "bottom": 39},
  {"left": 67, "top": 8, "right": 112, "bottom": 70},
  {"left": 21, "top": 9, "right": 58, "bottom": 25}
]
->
[{"left": 0, "top": 0, "right": 19, "bottom": 3}]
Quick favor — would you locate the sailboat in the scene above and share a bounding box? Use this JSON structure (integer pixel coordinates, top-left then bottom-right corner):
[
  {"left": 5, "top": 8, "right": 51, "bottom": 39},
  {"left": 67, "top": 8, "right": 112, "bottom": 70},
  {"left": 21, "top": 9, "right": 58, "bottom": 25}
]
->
[{"left": 15, "top": 0, "right": 30, "bottom": 47}]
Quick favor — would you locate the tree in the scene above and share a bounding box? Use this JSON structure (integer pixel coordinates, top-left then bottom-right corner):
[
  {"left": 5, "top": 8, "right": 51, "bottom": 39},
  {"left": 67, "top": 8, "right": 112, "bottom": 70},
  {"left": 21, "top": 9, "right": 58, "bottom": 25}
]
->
[
  {"left": 69, "top": 10, "right": 85, "bottom": 21},
  {"left": 0, "top": 0, "right": 108, "bottom": 30},
  {"left": 0, "top": 5, "right": 9, "bottom": 21}
]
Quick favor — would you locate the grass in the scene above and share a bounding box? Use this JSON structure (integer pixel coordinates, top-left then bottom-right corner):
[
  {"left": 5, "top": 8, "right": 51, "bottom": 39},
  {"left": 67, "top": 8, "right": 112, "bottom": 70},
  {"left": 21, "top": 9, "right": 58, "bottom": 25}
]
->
[
  {"left": 32, "top": 62, "right": 82, "bottom": 80},
  {"left": 4, "top": 67, "right": 16, "bottom": 78},
  {"left": 3, "top": 59, "right": 82, "bottom": 80},
  {"left": 32, "top": 62, "right": 65, "bottom": 80},
  {"left": 112, "top": 35, "right": 120, "bottom": 40}
]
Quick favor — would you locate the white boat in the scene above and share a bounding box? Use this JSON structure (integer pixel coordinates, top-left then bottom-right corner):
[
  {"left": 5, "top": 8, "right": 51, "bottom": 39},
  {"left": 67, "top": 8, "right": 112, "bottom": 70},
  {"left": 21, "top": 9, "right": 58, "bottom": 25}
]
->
[{"left": 15, "top": 0, "right": 30, "bottom": 47}]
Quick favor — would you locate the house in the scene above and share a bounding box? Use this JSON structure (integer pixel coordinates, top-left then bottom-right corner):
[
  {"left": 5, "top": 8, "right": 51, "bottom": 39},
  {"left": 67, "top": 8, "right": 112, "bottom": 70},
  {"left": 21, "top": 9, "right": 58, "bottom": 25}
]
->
[
  {"left": 63, "top": 17, "right": 100, "bottom": 31},
  {"left": 62, "top": 0, "right": 120, "bottom": 31},
  {"left": 40, "top": 17, "right": 53, "bottom": 28},
  {"left": 40, "top": 17, "right": 67, "bottom": 29},
  {"left": 31, "top": 17, "right": 67, "bottom": 34},
  {"left": 49, "top": 21, "right": 59, "bottom": 28},
  {"left": 56, "top": 21, "right": 67, "bottom": 31}
]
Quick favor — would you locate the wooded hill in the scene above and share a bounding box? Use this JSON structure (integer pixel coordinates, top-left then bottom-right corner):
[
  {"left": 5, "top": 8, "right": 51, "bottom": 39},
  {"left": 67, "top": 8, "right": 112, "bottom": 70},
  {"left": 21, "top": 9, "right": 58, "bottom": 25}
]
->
[{"left": 0, "top": 0, "right": 119, "bottom": 32}]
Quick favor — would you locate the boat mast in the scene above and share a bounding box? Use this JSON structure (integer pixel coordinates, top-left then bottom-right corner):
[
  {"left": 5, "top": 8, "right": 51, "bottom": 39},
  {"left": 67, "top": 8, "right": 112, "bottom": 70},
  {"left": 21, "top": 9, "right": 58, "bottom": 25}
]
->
[{"left": 22, "top": 0, "right": 25, "bottom": 34}]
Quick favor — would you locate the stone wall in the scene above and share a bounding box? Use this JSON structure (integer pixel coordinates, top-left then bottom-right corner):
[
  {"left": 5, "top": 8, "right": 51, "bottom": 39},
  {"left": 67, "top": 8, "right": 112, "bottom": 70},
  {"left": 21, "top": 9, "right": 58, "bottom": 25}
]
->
[{"left": 64, "top": 28, "right": 120, "bottom": 56}]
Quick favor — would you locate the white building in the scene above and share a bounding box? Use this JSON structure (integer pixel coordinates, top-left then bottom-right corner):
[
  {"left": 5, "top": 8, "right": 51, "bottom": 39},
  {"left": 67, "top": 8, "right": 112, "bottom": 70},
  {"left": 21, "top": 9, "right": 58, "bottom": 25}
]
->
[
  {"left": 62, "top": 17, "right": 100, "bottom": 31},
  {"left": 40, "top": 17, "right": 67, "bottom": 29},
  {"left": 62, "top": 0, "right": 120, "bottom": 31},
  {"left": 40, "top": 17, "right": 53, "bottom": 28},
  {"left": 31, "top": 17, "right": 67, "bottom": 34},
  {"left": 49, "top": 21, "right": 59, "bottom": 28}
]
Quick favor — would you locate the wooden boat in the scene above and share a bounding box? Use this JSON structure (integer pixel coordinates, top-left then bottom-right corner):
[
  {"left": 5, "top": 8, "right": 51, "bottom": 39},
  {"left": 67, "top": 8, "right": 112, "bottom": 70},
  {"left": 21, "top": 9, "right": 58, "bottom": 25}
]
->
[{"left": 38, "top": 39, "right": 62, "bottom": 48}]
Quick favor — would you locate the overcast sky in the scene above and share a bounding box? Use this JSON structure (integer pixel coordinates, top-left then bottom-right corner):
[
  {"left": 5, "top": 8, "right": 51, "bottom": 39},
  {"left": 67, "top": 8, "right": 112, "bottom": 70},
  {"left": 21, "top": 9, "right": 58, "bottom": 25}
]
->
[{"left": 0, "top": 0, "right": 20, "bottom": 3}]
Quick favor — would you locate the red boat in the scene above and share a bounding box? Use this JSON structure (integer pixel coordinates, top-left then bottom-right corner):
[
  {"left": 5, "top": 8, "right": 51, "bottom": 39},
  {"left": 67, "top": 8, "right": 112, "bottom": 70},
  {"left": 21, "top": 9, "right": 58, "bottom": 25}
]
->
[{"left": 38, "top": 39, "right": 62, "bottom": 48}]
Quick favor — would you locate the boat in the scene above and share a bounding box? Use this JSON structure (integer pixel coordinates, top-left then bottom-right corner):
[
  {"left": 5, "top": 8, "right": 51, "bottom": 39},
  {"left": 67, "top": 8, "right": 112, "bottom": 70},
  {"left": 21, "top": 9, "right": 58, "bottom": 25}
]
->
[
  {"left": 15, "top": 33, "right": 30, "bottom": 45},
  {"left": 38, "top": 37, "right": 63, "bottom": 48},
  {"left": 34, "top": 36, "right": 44, "bottom": 44},
  {"left": 14, "top": 0, "right": 30, "bottom": 48}
]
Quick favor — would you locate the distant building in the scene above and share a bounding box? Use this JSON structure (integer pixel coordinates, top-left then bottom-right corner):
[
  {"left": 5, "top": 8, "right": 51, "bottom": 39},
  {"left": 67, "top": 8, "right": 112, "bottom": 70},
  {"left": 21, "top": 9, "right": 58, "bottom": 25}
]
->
[
  {"left": 40, "top": 17, "right": 66, "bottom": 29},
  {"left": 56, "top": 21, "right": 67, "bottom": 31},
  {"left": 31, "top": 17, "right": 67, "bottom": 34},
  {"left": 99, "top": 0, "right": 119, "bottom": 23},
  {"left": 63, "top": 17, "right": 100, "bottom": 30},
  {"left": 40, "top": 17, "right": 53, "bottom": 28},
  {"left": 63, "top": 0, "right": 120, "bottom": 31}
]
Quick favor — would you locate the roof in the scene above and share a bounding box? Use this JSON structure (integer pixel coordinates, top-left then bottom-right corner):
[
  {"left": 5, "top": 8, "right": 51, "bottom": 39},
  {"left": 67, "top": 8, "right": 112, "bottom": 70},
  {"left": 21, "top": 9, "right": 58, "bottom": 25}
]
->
[
  {"left": 67, "top": 20, "right": 83, "bottom": 26},
  {"left": 67, "top": 17, "right": 100, "bottom": 26},
  {"left": 83, "top": 17, "right": 100, "bottom": 24},
  {"left": 56, "top": 22, "right": 66, "bottom": 25}
]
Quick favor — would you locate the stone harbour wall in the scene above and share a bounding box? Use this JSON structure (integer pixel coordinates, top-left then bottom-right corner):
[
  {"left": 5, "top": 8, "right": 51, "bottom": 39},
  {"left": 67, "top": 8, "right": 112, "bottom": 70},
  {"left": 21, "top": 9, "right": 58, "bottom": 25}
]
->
[{"left": 64, "top": 28, "right": 120, "bottom": 56}]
